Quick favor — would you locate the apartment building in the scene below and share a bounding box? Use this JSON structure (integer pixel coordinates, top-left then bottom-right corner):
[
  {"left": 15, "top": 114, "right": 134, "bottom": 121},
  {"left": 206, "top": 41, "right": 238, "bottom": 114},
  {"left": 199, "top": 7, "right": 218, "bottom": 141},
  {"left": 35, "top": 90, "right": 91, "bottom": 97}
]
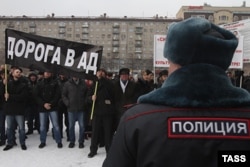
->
[{"left": 0, "top": 14, "right": 179, "bottom": 73}]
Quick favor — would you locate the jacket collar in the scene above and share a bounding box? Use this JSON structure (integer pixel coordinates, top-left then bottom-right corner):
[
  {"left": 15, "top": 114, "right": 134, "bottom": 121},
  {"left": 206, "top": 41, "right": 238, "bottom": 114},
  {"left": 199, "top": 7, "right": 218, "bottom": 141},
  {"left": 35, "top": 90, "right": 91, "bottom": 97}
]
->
[{"left": 138, "top": 64, "right": 250, "bottom": 107}]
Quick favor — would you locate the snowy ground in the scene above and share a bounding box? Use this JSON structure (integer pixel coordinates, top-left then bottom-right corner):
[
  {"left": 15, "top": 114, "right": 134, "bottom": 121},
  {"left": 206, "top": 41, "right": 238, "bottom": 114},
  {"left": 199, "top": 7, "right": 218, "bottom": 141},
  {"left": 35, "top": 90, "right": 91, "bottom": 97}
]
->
[{"left": 0, "top": 126, "right": 106, "bottom": 167}]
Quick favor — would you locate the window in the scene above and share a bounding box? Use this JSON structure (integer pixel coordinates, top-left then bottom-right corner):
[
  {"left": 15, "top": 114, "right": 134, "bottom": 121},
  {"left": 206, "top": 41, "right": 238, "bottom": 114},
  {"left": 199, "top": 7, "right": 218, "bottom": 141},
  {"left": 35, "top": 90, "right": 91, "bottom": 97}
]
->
[
  {"left": 233, "top": 16, "right": 239, "bottom": 22},
  {"left": 208, "top": 15, "right": 214, "bottom": 22},
  {"left": 219, "top": 15, "right": 228, "bottom": 21},
  {"left": 135, "top": 47, "right": 142, "bottom": 52},
  {"left": 242, "top": 16, "right": 250, "bottom": 20},
  {"left": 191, "top": 15, "right": 205, "bottom": 19},
  {"left": 82, "top": 34, "right": 88, "bottom": 39}
]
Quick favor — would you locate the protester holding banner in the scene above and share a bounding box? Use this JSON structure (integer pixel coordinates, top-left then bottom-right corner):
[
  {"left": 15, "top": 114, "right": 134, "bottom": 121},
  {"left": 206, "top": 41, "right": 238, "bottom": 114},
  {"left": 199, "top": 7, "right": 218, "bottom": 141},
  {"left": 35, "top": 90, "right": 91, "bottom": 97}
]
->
[
  {"left": 103, "top": 18, "right": 250, "bottom": 167},
  {"left": 34, "top": 71, "right": 62, "bottom": 149},
  {"left": 3, "top": 67, "right": 29, "bottom": 151},
  {"left": 87, "top": 68, "right": 115, "bottom": 158},
  {"left": 62, "top": 76, "right": 88, "bottom": 149}
]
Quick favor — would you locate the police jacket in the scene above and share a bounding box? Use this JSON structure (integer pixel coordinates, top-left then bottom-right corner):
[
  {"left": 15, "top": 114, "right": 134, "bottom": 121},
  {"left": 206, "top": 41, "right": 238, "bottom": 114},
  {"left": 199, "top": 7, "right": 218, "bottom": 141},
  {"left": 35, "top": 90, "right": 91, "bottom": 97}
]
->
[
  {"left": 103, "top": 64, "right": 250, "bottom": 167},
  {"left": 35, "top": 77, "right": 60, "bottom": 112}
]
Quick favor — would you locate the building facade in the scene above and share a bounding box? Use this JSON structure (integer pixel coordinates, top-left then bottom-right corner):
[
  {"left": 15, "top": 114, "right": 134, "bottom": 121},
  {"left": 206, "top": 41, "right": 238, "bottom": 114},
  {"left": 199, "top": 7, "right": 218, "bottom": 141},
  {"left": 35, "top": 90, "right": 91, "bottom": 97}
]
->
[
  {"left": 176, "top": 1, "right": 250, "bottom": 25},
  {"left": 0, "top": 15, "right": 179, "bottom": 74}
]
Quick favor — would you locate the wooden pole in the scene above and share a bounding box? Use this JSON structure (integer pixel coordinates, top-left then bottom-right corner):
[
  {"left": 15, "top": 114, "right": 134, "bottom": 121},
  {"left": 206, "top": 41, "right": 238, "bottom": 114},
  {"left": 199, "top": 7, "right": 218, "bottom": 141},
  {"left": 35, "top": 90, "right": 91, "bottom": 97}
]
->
[
  {"left": 90, "top": 81, "right": 98, "bottom": 120},
  {"left": 4, "top": 64, "right": 8, "bottom": 101}
]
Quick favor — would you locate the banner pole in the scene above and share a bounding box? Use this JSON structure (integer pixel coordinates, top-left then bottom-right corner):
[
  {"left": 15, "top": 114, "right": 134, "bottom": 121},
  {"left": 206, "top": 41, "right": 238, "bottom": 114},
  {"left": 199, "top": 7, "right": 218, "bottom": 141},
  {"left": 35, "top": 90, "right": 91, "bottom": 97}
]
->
[
  {"left": 4, "top": 64, "right": 8, "bottom": 101},
  {"left": 90, "top": 81, "right": 98, "bottom": 120}
]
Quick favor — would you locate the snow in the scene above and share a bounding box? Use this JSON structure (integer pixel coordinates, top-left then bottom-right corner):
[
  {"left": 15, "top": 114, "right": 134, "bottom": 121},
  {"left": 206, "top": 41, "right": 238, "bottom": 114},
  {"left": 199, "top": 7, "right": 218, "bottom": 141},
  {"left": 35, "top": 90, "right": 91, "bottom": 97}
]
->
[{"left": 0, "top": 126, "right": 106, "bottom": 167}]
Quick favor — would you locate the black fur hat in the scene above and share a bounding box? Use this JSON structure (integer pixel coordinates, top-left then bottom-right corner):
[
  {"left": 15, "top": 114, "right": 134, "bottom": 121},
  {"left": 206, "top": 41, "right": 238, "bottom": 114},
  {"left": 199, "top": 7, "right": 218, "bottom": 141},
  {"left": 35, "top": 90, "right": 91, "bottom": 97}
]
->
[
  {"left": 119, "top": 68, "right": 130, "bottom": 75},
  {"left": 164, "top": 18, "right": 238, "bottom": 70}
]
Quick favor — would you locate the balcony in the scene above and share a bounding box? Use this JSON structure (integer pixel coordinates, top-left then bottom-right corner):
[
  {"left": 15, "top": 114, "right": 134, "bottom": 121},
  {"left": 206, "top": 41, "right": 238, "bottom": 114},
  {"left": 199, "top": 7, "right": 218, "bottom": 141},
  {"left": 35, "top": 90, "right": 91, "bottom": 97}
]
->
[
  {"left": 113, "top": 48, "right": 119, "bottom": 53},
  {"left": 82, "top": 24, "right": 89, "bottom": 28},
  {"left": 58, "top": 23, "right": 66, "bottom": 28},
  {"left": 29, "top": 23, "right": 36, "bottom": 28},
  {"left": 135, "top": 27, "right": 143, "bottom": 34},
  {"left": 113, "top": 23, "right": 120, "bottom": 28},
  {"left": 58, "top": 29, "right": 66, "bottom": 34},
  {"left": 82, "top": 30, "right": 89, "bottom": 34},
  {"left": 113, "top": 29, "right": 120, "bottom": 34}
]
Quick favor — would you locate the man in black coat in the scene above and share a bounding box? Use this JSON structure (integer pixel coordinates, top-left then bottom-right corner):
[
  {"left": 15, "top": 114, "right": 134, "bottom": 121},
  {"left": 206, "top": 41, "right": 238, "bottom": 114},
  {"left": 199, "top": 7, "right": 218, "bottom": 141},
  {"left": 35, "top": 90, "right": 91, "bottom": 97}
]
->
[
  {"left": 3, "top": 67, "right": 28, "bottom": 151},
  {"left": 113, "top": 68, "right": 137, "bottom": 130},
  {"left": 87, "top": 69, "right": 115, "bottom": 158}
]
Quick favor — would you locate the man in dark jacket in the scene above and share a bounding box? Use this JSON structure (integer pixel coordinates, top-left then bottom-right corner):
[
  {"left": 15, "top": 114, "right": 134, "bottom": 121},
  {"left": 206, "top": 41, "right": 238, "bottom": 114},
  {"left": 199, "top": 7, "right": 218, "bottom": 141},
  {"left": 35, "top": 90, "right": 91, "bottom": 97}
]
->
[
  {"left": 87, "top": 69, "right": 115, "bottom": 158},
  {"left": 25, "top": 72, "right": 39, "bottom": 135},
  {"left": 3, "top": 67, "right": 28, "bottom": 151},
  {"left": 134, "top": 69, "right": 154, "bottom": 100},
  {"left": 103, "top": 18, "right": 250, "bottom": 167},
  {"left": 62, "top": 76, "right": 87, "bottom": 149},
  {"left": 34, "top": 71, "right": 62, "bottom": 148},
  {"left": 57, "top": 74, "right": 69, "bottom": 141},
  {"left": 113, "top": 68, "right": 137, "bottom": 130}
]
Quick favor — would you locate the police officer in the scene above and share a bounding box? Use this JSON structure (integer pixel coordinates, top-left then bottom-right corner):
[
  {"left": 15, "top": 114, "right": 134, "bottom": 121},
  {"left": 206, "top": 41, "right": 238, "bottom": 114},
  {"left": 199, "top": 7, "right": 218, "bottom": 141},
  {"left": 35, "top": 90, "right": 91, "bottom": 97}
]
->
[{"left": 103, "top": 18, "right": 250, "bottom": 167}]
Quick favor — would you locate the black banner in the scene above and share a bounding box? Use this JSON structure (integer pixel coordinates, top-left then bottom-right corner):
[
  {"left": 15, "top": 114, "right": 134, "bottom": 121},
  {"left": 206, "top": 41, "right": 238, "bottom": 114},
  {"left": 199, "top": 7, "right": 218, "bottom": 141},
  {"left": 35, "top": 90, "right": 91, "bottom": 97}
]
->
[{"left": 5, "top": 29, "right": 103, "bottom": 80}]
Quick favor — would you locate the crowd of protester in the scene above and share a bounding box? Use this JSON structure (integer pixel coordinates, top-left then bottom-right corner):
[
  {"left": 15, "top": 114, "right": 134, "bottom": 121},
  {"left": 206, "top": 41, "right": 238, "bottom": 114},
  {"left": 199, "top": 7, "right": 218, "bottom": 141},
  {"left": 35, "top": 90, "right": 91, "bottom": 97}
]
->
[
  {"left": 0, "top": 64, "right": 249, "bottom": 159},
  {"left": 0, "top": 64, "right": 169, "bottom": 158}
]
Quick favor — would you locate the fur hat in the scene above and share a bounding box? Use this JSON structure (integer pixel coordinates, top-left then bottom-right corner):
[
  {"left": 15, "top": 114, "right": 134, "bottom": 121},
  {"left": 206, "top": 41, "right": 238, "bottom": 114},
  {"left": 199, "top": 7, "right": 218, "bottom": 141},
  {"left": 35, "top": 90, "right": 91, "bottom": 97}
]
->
[
  {"left": 119, "top": 68, "right": 130, "bottom": 75},
  {"left": 164, "top": 18, "right": 238, "bottom": 70}
]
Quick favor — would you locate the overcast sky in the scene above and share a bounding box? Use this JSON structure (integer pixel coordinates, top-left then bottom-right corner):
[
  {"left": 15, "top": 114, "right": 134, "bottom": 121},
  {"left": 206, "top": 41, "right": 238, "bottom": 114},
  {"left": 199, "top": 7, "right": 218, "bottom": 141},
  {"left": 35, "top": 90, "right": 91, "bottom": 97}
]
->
[{"left": 1, "top": 0, "right": 249, "bottom": 18}]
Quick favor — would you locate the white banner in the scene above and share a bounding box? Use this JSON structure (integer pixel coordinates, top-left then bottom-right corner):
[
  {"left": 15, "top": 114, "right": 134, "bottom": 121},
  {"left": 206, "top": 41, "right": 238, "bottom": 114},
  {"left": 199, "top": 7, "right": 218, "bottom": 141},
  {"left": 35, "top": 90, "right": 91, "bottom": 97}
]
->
[
  {"left": 221, "top": 19, "right": 250, "bottom": 66},
  {"left": 153, "top": 35, "right": 169, "bottom": 67},
  {"left": 229, "top": 36, "right": 244, "bottom": 69},
  {"left": 154, "top": 19, "right": 250, "bottom": 69}
]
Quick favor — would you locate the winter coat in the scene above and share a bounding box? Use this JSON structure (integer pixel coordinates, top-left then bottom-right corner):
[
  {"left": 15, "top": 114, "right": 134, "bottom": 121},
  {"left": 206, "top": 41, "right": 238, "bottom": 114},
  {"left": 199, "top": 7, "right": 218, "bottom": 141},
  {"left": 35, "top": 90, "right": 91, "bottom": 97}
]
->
[
  {"left": 57, "top": 77, "right": 68, "bottom": 110},
  {"left": 87, "top": 77, "right": 115, "bottom": 116},
  {"left": 113, "top": 79, "right": 137, "bottom": 116},
  {"left": 27, "top": 80, "right": 38, "bottom": 106},
  {"left": 103, "top": 64, "right": 250, "bottom": 167},
  {"left": 4, "top": 79, "right": 28, "bottom": 115},
  {"left": 0, "top": 79, "right": 5, "bottom": 110},
  {"left": 62, "top": 79, "right": 88, "bottom": 112},
  {"left": 34, "top": 77, "right": 60, "bottom": 112},
  {"left": 134, "top": 78, "right": 153, "bottom": 101}
]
